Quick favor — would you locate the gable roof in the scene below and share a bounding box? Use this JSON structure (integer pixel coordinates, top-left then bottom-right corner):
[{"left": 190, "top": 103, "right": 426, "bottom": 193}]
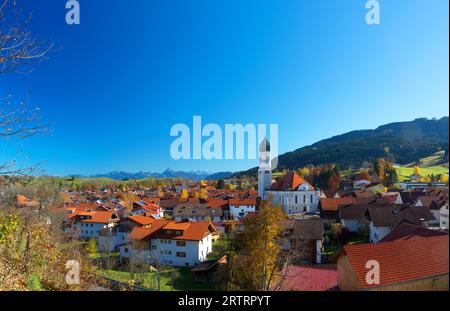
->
[
  {"left": 270, "top": 172, "right": 314, "bottom": 191},
  {"left": 229, "top": 199, "right": 257, "bottom": 206},
  {"left": 128, "top": 214, "right": 156, "bottom": 226},
  {"left": 343, "top": 236, "right": 449, "bottom": 289},
  {"left": 128, "top": 220, "right": 216, "bottom": 241},
  {"left": 379, "top": 222, "right": 448, "bottom": 242},
  {"left": 338, "top": 205, "right": 368, "bottom": 220},
  {"left": 320, "top": 197, "right": 355, "bottom": 212},
  {"left": 366, "top": 205, "right": 435, "bottom": 228},
  {"left": 80, "top": 211, "right": 117, "bottom": 224}
]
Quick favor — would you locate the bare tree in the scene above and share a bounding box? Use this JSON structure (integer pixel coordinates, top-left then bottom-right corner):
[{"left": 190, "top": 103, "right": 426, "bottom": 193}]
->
[
  {"left": 0, "top": 0, "right": 54, "bottom": 74},
  {"left": 1, "top": 0, "right": 52, "bottom": 176}
]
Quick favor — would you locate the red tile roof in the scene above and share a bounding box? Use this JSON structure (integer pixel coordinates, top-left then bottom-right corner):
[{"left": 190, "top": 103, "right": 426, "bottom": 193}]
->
[
  {"left": 320, "top": 197, "right": 355, "bottom": 211},
  {"left": 128, "top": 215, "right": 156, "bottom": 226},
  {"left": 128, "top": 220, "right": 216, "bottom": 241},
  {"left": 79, "top": 211, "right": 117, "bottom": 224},
  {"left": 270, "top": 172, "right": 314, "bottom": 191},
  {"left": 229, "top": 199, "right": 257, "bottom": 206},
  {"left": 343, "top": 236, "right": 449, "bottom": 288}
]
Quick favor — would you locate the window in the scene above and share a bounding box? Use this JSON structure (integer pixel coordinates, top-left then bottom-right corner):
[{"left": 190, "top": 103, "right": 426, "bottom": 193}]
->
[
  {"left": 176, "top": 241, "right": 186, "bottom": 247},
  {"left": 295, "top": 196, "right": 298, "bottom": 204},
  {"left": 152, "top": 245, "right": 157, "bottom": 250},
  {"left": 177, "top": 252, "right": 186, "bottom": 258},
  {"left": 310, "top": 195, "right": 313, "bottom": 203},
  {"left": 124, "top": 247, "right": 129, "bottom": 253}
]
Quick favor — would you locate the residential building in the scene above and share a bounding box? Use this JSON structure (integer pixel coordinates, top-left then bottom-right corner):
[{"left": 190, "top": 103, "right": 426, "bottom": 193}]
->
[
  {"left": 228, "top": 198, "right": 256, "bottom": 219},
  {"left": 337, "top": 236, "right": 449, "bottom": 291},
  {"left": 266, "top": 172, "right": 320, "bottom": 215},
  {"left": 120, "top": 220, "right": 217, "bottom": 267},
  {"left": 440, "top": 201, "right": 449, "bottom": 229},
  {"left": 280, "top": 218, "right": 324, "bottom": 264}
]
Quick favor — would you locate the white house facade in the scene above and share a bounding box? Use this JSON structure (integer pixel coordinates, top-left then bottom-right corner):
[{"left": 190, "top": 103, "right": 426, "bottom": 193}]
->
[
  {"left": 440, "top": 203, "right": 449, "bottom": 230},
  {"left": 229, "top": 199, "right": 256, "bottom": 219},
  {"left": 120, "top": 220, "right": 216, "bottom": 267}
]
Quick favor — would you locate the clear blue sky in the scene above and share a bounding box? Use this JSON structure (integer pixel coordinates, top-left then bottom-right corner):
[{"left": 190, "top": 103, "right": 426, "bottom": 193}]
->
[{"left": 1, "top": 0, "right": 448, "bottom": 176}]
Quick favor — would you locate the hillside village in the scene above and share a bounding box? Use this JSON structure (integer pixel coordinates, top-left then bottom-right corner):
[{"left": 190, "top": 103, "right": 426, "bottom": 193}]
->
[{"left": 2, "top": 141, "right": 448, "bottom": 291}]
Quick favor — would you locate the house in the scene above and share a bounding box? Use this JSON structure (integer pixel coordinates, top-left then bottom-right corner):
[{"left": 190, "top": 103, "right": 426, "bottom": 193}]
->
[
  {"left": 15, "top": 195, "right": 38, "bottom": 208},
  {"left": 440, "top": 201, "right": 449, "bottom": 229},
  {"left": 366, "top": 205, "right": 435, "bottom": 243},
  {"left": 120, "top": 220, "right": 217, "bottom": 267},
  {"left": 130, "top": 200, "right": 164, "bottom": 218},
  {"left": 159, "top": 198, "right": 180, "bottom": 217},
  {"left": 413, "top": 196, "right": 448, "bottom": 227},
  {"left": 319, "top": 197, "right": 375, "bottom": 220},
  {"left": 338, "top": 205, "right": 368, "bottom": 232},
  {"left": 173, "top": 199, "right": 223, "bottom": 222},
  {"left": 228, "top": 198, "right": 256, "bottom": 219},
  {"left": 67, "top": 210, "right": 119, "bottom": 239},
  {"left": 337, "top": 236, "right": 449, "bottom": 291},
  {"left": 280, "top": 218, "right": 324, "bottom": 264},
  {"left": 266, "top": 172, "right": 320, "bottom": 215},
  {"left": 378, "top": 222, "right": 447, "bottom": 243}
]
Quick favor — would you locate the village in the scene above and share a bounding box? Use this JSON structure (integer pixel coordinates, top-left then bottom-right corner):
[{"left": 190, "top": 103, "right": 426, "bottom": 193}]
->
[{"left": 2, "top": 141, "right": 448, "bottom": 291}]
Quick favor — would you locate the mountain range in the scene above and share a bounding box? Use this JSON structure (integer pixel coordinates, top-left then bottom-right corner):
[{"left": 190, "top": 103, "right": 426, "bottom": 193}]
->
[
  {"left": 74, "top": 117, "right": 449, "bottom": 181},
  {"left": 234, "top": 117, "right": 449, "bottom": 177}
]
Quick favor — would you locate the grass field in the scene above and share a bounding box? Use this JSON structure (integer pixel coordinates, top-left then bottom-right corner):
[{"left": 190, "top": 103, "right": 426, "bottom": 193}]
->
[
  {"left": 101, "top": 267, "right": 213, "bottom": 291},
  {"left": 339, "top": 151, "right": 448, "bottom": 181}
]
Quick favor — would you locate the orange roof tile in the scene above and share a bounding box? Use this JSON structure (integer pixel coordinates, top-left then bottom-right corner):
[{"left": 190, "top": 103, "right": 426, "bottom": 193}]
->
[
  {"left": 343, "top": 236, "right": 449, "bottom": 288},
  {"left": 320, "top": 197, "right": 355, "bottom": 211},
  {"left": 128, "top": 220, "right": 215, "bottom": 241},
  {"left": 229, "top": 199, "right": 257, "bottom": 206},
  {"left": 270, "top": 172, "right": 314, "bottom": 191},
  {"left": 128, "top": 215, "right": 156, "bottom": 226}
]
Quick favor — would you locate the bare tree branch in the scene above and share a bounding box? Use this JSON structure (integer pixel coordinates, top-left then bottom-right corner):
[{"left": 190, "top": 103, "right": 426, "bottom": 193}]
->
[{"left": 0, "top": 0, "right": 54, "bottom": 74}]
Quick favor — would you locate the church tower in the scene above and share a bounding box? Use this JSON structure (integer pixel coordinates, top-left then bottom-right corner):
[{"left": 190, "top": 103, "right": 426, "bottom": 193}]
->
[{"left": 258, "top": 137, "right": 273, "bottom": 200}]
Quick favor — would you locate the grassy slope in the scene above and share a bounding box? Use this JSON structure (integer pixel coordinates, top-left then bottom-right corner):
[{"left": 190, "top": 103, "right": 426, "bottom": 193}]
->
[{"left": 340, "top": 151, "right": 449, "bottom": 181}]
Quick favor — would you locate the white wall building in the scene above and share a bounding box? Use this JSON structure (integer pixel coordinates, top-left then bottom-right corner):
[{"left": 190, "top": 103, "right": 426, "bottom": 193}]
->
[
  {"left": 257, "top": 138, "right": 320, "bottom": 214},
  {"left": 120, "top": 220, "right": 216, "bottom": 267},
  {"left": 265, "top": 172, "right": 320, "bottom": 215},
  {"left": 440, "top": 202, "right": 449, "bottom": 230},
  {"left": 228, "top": 199, "right": 256, "bottom": 219}
]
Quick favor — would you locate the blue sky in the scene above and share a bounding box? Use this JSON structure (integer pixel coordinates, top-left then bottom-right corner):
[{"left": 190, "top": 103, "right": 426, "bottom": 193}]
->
[{"left": 0, "top": 0, "right": 448, "bottom": 176}]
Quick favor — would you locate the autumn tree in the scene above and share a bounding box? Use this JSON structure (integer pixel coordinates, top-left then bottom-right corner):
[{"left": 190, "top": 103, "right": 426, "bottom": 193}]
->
[
  {"left": 216, "top": 179, "right": 225, "bottom": 189},
  {"left": 230, "top": 199, "right": 286, "bottom": 291},
  {"left": 180, "top": 189, "right": 189, "bottom": 199}
]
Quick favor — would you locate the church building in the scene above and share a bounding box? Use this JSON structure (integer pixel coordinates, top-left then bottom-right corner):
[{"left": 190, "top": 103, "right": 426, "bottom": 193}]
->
[{"left": 258, "top": 138, "right": 321, "bottom": 215}]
